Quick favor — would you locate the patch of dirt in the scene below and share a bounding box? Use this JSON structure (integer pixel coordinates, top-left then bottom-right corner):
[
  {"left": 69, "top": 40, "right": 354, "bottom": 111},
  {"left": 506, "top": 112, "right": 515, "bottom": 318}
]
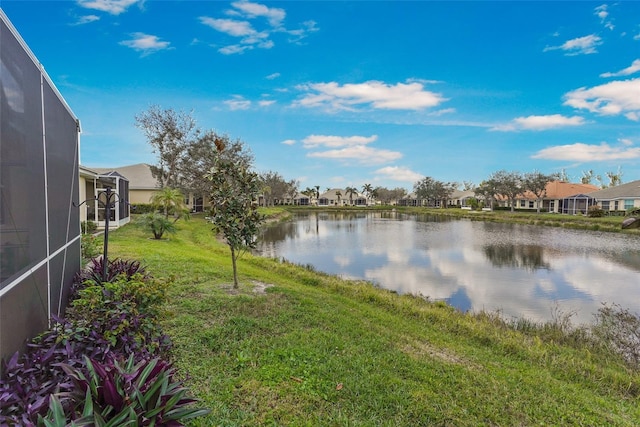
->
[
  {"left": 400, "top": 337, "right": 480, "bottom": 369},
  {"left": 220, "top": 281, "right": 274, "bottom": 295},
  {"left": 252, "top": 281, "right": 274, "bottom": 295}
]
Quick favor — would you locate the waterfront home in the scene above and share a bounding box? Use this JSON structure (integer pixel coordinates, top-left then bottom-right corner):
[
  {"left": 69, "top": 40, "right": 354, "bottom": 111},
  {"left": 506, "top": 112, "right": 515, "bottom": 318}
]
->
[{"left": 590, "top": 180, "right": 640, "bottom": 213}]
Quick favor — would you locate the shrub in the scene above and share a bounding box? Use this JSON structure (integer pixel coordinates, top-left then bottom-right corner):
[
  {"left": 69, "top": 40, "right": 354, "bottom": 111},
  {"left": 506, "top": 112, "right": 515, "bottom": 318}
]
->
[
  {"left": 76, "top": 258, "right": 149, "bottom": 288},
  {"left": 0, "top": 259, "right": 203, "bottom": 426},
  {"left": 40, "top": 355, "right": 209, "bottom": 425},
  {"left": 81, "top": 234, "right": 102, "bottom": 262},
  {"left": 129, "top": 203, "right": 157, "bottom": 214},
  {"left": 81, "top": 220, "right": 98, "bottom": 234},
  {"left": 592, "top": 303, "right": 640, "bottom": 368},
  {"left": 587, "top": 205, "right": 605, "bottom": 218}
]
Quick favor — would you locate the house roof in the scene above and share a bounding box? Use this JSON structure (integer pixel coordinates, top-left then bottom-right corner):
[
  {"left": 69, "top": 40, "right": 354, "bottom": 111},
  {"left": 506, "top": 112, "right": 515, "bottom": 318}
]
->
[
  {"left": 319, "top": 188, "right": 348, "bottom": 199},
  {"left": 79, "top": 165, "right": 99, "bottom": 178},
  {"left": 588, "top": 180, "right": 640, "bottom": 200},
  {"left": 92, "top": 163, "right": 158, "bottom": 190},
  {"left": 518, "top": 181, "right": 599, "bottom": 200}
]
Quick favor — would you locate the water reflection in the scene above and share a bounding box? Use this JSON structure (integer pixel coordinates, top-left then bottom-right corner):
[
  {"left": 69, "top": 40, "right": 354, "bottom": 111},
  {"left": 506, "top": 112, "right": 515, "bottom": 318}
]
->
[
  {"left": 483, "top": 244, "right": 550, "bottom": 271},
  {"left": 255, "top": 212, "right": 640, "bottom": 324}
]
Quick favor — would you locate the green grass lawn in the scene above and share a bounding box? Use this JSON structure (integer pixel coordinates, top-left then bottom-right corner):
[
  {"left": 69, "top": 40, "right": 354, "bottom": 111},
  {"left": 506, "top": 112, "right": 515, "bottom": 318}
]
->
[{"left": 108, "top": 213, "right": 640, "bottom": 426}]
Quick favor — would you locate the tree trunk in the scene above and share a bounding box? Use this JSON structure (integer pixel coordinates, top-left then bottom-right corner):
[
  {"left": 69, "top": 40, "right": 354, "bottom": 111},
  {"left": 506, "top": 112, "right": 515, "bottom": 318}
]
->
[{"left": 231, "top": 245, "right": 239, "bottom": 289}]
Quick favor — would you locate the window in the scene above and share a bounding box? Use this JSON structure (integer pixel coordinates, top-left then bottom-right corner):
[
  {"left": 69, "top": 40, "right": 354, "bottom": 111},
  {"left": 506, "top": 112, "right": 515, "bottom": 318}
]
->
[
  {"left": 529, "top": 201, "right": 534, "bottom": 208},
  {"left": 549, "top": 201, "right": 555, "bottom": 210},
  {"left": 520, "top": 200, "right": 525, "bottom": 207},
  {"left": 601, "top": 201, "right": 610, "bottom": 211},
  {"left": 614, "top": 201, "right": 619, "bottom": 210},
  {"left": 625, "top": 199, "right": 634, "bottom": 210}
]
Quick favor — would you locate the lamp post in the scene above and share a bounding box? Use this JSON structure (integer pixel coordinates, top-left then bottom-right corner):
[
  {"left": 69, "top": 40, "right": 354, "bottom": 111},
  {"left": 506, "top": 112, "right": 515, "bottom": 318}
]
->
[
  {"left": 98, "top": 186, "right": 118, "bottom": 281},
  {"left": 75, "top": 185, "right": 119, "bottom": 281}
]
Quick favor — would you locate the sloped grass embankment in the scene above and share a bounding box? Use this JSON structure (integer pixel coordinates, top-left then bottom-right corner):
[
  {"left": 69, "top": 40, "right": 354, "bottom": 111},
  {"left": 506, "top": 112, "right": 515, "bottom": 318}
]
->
[{"left": 108, "top": 215, "right": 640, "bottom": 426}]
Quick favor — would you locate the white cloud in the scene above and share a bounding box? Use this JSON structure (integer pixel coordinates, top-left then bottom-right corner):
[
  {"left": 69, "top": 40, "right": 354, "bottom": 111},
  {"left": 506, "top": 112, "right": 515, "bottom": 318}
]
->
[
  {"left": 266, "top": 72, "right": 281, "bottom": 80},
  {"left": 77, "top": 0, "right": 140, "bottom": 15},
  {"left": 200, "top": 17, "right": 256, "bottom": 37},
  {"left": 224, "top": 96, "right": 251, "bottom": 110},
  {"left": 201, "top": 2, "right": 316, "bottom": 55},
  {"left": 294, "top": 80, "right": 446, "bottom": 112},
  {"left": 428, "top": 108, "right": 456, "bottom": 117},
  {"left": 286, "top": 20, "right": 319, "bottom": 44},
  {"left": 307, "top": 145, "right": 402, "bottom": 165},
  {"left": 281, "top": 139, "right": 296, "bottom": 145},
  {"left": 231, "top": 1, "right": 285, "bottom": 27},
  {"left": 375, "top": 166, "right": 424, "bottom": 183},
  {"left": 594, "top": 4, "right": 614, "bottom": 30},
  {"left": 491, "top": 114, "right": 586, "bottom": 131},
  {"left": 302, "top": 134, "right": 378, "bottom": 148},
  {"left": 218, "top": 44, "right": 253, "bottom": 55},
  {"left": 119, "top": 33, "right": 170, "bottom": 55},
  {"left": 619, "top": 138, "right": 633, "bottom": 146},
  {"left": 302, "top": 134, "right": 401, "bottom": 165},
  {"left": 600, "top": 59, "right": 640, "bottom": 78},
  {"left": 258, "top": 100, "right": 276, "bottom": 107},
  {"left": 531, "top": 142, "right": 640, "bottom": 161},
  {"left": 563, "top": 78, "right": 640, "bottom": 120},
  {"left": 543, "top": 34, "right": 602, "bottom": 56},
  {"left": 72, "top": 15, "right": 100, "bottom": 25}
]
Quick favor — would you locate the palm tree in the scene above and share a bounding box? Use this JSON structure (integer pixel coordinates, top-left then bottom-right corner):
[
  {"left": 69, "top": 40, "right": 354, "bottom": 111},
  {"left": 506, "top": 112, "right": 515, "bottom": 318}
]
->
[
  {"left": 362, "top": 183, "right": 373, "bottom": 205},
  {"left": 150, "top": 187, "right": 189, "bottom": 221},
  {"left": 335, "top": 190, "right": 342, "bottom": 206},
  {"left": 345, "top": 186, "right": 357, "bottom": 206}
]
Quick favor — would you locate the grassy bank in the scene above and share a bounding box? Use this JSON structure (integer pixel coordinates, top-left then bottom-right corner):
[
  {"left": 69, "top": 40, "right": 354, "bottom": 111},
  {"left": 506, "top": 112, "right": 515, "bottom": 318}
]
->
[{"left": 108, "top": 214, "right": 640, "bottom": 426}]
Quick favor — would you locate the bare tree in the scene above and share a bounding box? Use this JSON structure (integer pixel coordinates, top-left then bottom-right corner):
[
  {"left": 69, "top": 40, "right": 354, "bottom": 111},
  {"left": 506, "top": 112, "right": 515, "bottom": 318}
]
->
[{"left": 135, "top": 105, "right": 199, "bottom": 188}]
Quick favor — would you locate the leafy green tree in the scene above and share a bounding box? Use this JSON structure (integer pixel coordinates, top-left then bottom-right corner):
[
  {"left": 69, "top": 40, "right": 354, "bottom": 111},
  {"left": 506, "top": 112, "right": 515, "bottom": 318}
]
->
[
  {"left": 414, "top": 177, "right": 456, "bottom": 208},
  {"left": 373, "top": 187, "right": 406, "bottom": 205},
  {"left": 182, "top": 132, "right": 252, "bottom": 198},
  {"left": 259, "top": 170, "right": 290, "bottom": 206},
  {"left": 207, "top": 139, "right": 263, "bottom": 289},
  {"left": 475, "top": 180, "right": 498, "bottom": 209},
  {"left": 286, "top": 179, "right": 300, "bottom": 204},
  {"left": 489, "top": 170, "right": 524, "bottom": 212},
  {"left": 523, "top": 171, "right": 558, "bottom": 213}
]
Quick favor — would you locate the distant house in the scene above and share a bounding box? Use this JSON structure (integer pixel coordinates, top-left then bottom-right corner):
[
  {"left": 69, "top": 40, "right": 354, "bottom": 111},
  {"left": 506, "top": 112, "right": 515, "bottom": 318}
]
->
[
  {"left": 590, "top": 180, "right": 640, "bottom": 213},
  {"left": 91, "top": 163, "right": 209, "bottom": 212},
  {"left": 448, "top": 189, "right": 476, "bottom": 207},
  {"left": 505, "top": 181, "right": 599, "bottom": 213},
  {"left": 317, "top": 189, "right": 367, "bottom": 206},
  {"left": 318, "top": 189, "right": 346, "bottom": 206},
  {"left": 292, "top": 193, "right": 311, "bottom": 206}
]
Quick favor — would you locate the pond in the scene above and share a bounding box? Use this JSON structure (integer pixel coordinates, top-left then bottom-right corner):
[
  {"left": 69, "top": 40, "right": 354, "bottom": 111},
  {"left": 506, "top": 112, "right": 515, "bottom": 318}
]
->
[{"left": 255, "top": 211, "right": 640, "bottom": 324}]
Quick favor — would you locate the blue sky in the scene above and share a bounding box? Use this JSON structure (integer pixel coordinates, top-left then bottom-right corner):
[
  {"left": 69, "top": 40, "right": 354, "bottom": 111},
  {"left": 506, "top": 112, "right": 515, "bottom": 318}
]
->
[{"left": 3, "top": 1, "right": 640, "bottom": 190}]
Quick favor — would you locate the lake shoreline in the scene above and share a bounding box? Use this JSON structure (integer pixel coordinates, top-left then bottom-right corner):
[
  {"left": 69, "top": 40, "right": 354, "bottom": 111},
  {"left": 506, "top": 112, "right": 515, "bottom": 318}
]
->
[{"left": 269, "top": 205, "right": 640, "bottom": 235}]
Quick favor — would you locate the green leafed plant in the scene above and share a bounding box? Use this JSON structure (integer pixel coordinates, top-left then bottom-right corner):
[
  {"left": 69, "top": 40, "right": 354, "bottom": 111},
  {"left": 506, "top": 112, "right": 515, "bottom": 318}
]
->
[
  {"left": 137, "top": 212, "right": 177, "bottom": 240},
  {"left": 42, "top": 355, "right": 209, "bottom": 426},
  {"left": 207, "top": 138, "right": 264, "bottom": 288}
]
